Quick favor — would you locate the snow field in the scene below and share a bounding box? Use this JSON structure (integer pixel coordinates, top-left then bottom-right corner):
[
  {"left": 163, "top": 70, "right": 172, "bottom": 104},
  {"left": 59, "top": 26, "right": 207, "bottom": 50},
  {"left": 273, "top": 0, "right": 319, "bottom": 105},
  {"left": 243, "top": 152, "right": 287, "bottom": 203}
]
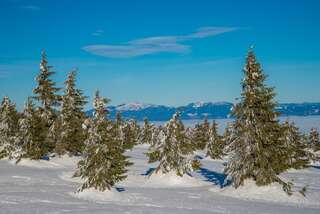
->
[{"left": 1, "top": 134, "right": 320, "bottom": 213}]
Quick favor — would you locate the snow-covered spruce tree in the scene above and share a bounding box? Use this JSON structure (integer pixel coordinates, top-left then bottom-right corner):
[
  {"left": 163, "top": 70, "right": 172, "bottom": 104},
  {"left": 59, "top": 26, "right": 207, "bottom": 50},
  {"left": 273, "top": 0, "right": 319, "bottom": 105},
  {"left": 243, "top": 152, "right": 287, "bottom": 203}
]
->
[
  {"left": 114, "top": 112, "right": 139, "bottom": 150},
  {"left": 0, "top": 96, "right": 20, "bottom": 159},
  {"left": 18, "top": 98, "right": 48, "bottom": 160},
  {"left": 222, "top": 122, "right": 234, "bottom": 152},
  {"left": 147, "top": 112, "right": 200, "bottom": 176},
  {"left": 224, "top": 48, "right": 293, "bottom": 194},
  {"left": 115, "top": 112, "right": 123, "bottom": 130},
  {"left": 122, "top": 119, "right": 140, "bottom": 149},
  {"left": 74, "top": 90, "right": 132, "bottom": 192},
  {"left": 205, "top": 121, "right": 224, "bottom": 159},
  {"left": 55, "top": 70, "right": 88, "bottom": 155},
  {"left": 309, "top": 128, "right": 320, "bottom": 152},
  {"left": 192, "top": 118, "right": 210, "bottom": 150},
  {"left": 139, "top": 118, "right": 158, "bottom": 145},
  {"left": 280, "top": 121, "right": 310, "bottom": 170},
  {"left": 32, "top": 51, "right": 61, "bottom": 155},
  {"left": 33, "top": 51, "right": 61, "bottom": 123}
]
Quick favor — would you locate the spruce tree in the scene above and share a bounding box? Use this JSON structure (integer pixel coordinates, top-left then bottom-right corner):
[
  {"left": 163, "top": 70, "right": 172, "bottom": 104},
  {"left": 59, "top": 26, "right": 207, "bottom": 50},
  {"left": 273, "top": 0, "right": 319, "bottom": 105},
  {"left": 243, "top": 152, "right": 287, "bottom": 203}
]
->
[
  {"left": 56, "top": 70, "right": 88, "bottom": 155},
  {"left": 0, "top": 96, "right": 20, "bottom": 159},
  {"left": 33, "top": 51, "right": 61, "bottom": 122},
  {"left": 147, "top": 112, "right": 200, "bottom": 176},
  {"left": 222, "top": 122, "right": 234, "bottom": 152},
  {"left": 224, "top": 48, "right": 292, "bottom": 193},
  {"left": 114, "top": 113, "right": 138, "bottom": 150},
  {"left": 280, "top": 121, "right": 310, "bottom": 170},
  {"left": 74, "top": 90, "right": 132, "bottom": 192},
  {"left": 122, "top": 119, "right": 140, "bottom": 149},
  {"left": 115, "top": 112, "right": 123, "bottom": 130},
  {"left": 139, "top": 118, "right": 161, "bottom": 147},
  {"left": 32, "top": 51, "right": 61, "bottom": 155},
  {"left": 192, "top": 118, "right": 210, "bottom": 150},
  {"left": 309, "top": 128, "right": 320, "bottom": 152},
  {"left": 139, "top": 118, "right": 155, "bottom": 145},
  {"left": 205, "top": 121, "right": 224, "bottom": 159},
  {"left": 18, "top": 98, "right": 48, "bottom": 160}
]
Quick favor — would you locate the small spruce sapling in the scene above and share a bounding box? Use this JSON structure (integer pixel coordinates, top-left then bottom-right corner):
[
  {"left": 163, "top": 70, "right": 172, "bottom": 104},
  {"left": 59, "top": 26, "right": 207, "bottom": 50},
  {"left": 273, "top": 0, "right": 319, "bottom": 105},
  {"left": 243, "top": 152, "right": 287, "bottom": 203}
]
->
[
  {"left": 74, "top": 90, "right": 132, "bottom": 192},
  {"left": 0, "top": 96, "right": 20, "bottom": 159},
  {"left": 192, "top": 118, "right": 210, "bottom": 150},
  {"left": 205, "top": 121, "right": 224, "bottom": 159},
  {"left": 147, "top": 112, "right": 200, "bottom": 177},
  {"left": 309, "top": 128, "right": 320, "bottom": 152},
  {"left": 18, "top": 98, "right": 48, "bottom": 160}
]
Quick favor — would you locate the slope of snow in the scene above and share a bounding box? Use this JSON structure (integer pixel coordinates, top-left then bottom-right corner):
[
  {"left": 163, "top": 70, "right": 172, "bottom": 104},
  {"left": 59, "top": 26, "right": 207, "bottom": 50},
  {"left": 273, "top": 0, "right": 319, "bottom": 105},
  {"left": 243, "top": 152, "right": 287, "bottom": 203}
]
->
[
  {"left": 9, "top": 155, "right": 79, "bottom": 169},
  {"left": 61, "top": 169, "right": 208, "bottom": 188},
  {"left": 9, "top": 158, "right": 62, "bottom": 169},
  {"left": 139, "top": 171, "right": 208, "bottom": 188},
  {"left": 209, "top": 179, "right": 320, "bottom": 207},
  {"left": 1, "top": 146, "right": 320, "bottom": 213},
  {"left": 71, "top": 188, "right": 123, "bottom": 203}
]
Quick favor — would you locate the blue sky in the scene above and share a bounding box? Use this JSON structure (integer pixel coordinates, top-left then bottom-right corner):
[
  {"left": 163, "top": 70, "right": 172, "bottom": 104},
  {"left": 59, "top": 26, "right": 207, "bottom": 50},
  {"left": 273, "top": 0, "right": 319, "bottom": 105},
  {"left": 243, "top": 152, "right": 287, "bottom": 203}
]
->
[{"left": 0, "top": 0, "right": 320, "bottom": 109}]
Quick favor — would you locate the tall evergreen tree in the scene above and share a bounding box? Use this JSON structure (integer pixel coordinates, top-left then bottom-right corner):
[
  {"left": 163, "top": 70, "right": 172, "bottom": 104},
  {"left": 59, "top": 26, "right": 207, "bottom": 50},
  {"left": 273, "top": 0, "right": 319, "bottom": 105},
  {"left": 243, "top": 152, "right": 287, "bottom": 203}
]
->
[
  {"left": 33, "top": 51, "right": 61, "bottom": 122},
  {"left": 0, "top": 96, "right": 20, "bottom": 159},
  {"left": 56, "top": 70, "right": 88, "bottom": 155},
  {"left": 74, "top": 90, "right": 132, "bottom": 192},
  {"left": 205, "top": 121, "right": 224, "bottom": 159},
  {"left": 147, "top": 112, "right": 200, "bottom": 176},
  {"left": 32, "top": 51, "right": 61, "bottom": 155},
  {"left": 309, "top": 128, "right": 320, "bottom": 152},
  {"left": 192, "top": 118, "right": 210, "bottom": 150},
  {"left": 224, "top": 48, "right": 292, "bottom": 193},
  {"left": 18, "top": 98, "right": 48, "bottom": 160}
]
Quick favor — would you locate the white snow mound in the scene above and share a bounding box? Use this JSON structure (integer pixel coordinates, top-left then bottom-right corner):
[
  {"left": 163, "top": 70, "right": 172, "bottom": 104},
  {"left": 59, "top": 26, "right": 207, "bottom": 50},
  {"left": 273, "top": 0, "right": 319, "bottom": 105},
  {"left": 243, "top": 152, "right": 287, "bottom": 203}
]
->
[
  {"left": 59, "top": 171, "right": 82, "bottom": 183},
  {"left": 71, "top": 188, "right": 123, "bottom": 203},
  {"left": 9, "top": 158, "right": 61, "bottom": 169},
  {"left": 9, "top": 155, "right": 79, "bottom": 169},
  {"left": 209, "top": 179, "right": 320, "bottom": 207},
  {"left": 142, "top": 171, "right": 208, "bottom": 188}
]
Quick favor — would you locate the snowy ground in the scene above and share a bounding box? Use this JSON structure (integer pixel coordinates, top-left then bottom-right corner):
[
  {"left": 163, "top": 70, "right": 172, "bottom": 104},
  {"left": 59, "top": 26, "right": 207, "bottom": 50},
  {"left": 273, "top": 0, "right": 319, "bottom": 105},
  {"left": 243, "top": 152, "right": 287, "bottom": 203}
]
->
[
  {"left": 0, "top": 144, "right": 319, "bottom": 214},
  {"left": 1, "top": 116, "right": 320, "bottom": 214}
]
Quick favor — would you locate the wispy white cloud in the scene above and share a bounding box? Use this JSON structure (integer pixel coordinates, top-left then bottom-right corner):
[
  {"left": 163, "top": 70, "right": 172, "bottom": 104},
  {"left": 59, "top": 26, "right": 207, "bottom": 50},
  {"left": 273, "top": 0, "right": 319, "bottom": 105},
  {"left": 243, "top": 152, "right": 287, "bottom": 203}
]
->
[
  {"left": 92, "top": 29, "right": 104, "bottom": 37},
  {"left": 21, "top": 5, "right": 41, "bottom": 11},
  {"left": 186, "top": 27, "right": 238, "bottom": 39},
  {"left": 83, "top": 27, "right": 238, "bottom": 58}
]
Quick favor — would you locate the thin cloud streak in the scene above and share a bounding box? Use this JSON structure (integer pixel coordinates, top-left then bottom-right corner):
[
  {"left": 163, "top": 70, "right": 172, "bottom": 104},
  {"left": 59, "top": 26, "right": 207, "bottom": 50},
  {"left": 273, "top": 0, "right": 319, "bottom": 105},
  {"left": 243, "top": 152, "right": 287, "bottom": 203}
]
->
[
  {"left": 21, "top": 5, "right": 41, "bottom": 11},
  {"left": 92, "top": 29, "right": 104, "bottom": 36},
  {"left": 83, "top": 27, "right": 238, "bottom": 58}
]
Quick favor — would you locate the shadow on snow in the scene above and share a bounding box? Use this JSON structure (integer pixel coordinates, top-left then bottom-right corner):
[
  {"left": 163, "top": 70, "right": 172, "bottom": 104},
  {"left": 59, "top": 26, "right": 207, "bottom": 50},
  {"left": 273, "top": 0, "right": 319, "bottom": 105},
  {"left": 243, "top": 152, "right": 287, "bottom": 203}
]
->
[
  {"left": 197, "top": 167, "right": 231, "bottom": 188},
  {"left": 310, "top": 165, "right": 320, "bottom": 170},
  {"left": 141, "top": 167, "right": 156, "bottom": 176}
]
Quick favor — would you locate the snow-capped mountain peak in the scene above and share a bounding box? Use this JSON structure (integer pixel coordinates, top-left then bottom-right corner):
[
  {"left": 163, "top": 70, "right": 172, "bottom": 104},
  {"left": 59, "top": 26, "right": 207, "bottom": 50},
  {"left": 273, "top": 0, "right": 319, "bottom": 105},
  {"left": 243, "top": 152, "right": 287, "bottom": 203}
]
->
[
  {"left": 87, "top": 102, "right": 320, "bottom": 121},
  {"left": 116, "top": 103, "right": 157, "bottom": 111},
  {"left": 192, "top": 101, "right": 232, "bottom": 108},
  {"left": 193, "top": 101, "right": 206, "bottom": 108}
]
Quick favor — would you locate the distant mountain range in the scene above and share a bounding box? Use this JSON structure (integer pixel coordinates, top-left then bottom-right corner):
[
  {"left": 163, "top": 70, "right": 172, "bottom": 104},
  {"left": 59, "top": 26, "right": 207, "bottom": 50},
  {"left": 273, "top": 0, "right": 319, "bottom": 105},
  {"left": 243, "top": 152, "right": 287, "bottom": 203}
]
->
[{"left": 87, "top": 102, "right": 320, "bottom": 121}]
